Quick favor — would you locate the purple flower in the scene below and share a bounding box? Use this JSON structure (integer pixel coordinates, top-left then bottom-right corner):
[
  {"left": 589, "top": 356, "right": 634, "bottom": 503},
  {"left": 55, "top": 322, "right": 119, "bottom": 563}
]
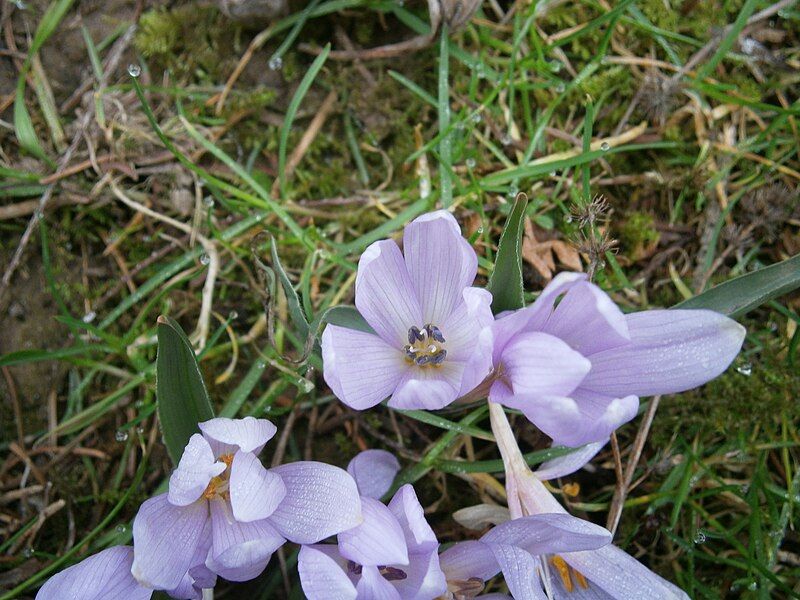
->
[
  {"left": 322, "top": 211, "right": 494, "bottom": 411},
  {"left": 298, "top": 450, "right": 447, "bottom": 599},
  {"left": 439, "top": 512, "right": 611, "bottom": 599},
  {"left": 132, "top": 417, "right": 362, "bottom": 595},
  {"left": 484, "top": 402, "right": 689, "bottom": 599},
  {"left": 36, "top": 546, "right": 151, "bottom": 600},
  {"left": 489, "top": 272, "right": 745, "bottom": 446}
]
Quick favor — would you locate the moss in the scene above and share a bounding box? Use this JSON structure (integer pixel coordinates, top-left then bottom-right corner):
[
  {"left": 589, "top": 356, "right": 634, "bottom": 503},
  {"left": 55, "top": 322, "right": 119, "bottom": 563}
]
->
[
  {"left": 638, "top": 0, "right": 678, "bottom": 31},
  {"left": 135, "top": 8, "right": 181, "bottom": 58},
  {"left": 618, "top": 211, "right": 661, "bottom": 258}
]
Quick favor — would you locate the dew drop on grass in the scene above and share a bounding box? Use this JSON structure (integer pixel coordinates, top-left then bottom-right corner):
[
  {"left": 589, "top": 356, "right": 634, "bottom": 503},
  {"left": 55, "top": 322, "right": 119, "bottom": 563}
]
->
[
  {"left": 127, "top": 64, "right": 142, "bottom": 78},
  {"left": 116, "top": 524, "right": 127, "bottom": 533},
  {"left": 471, "top": 113, "right": 482, "bottom": 124},
  {"left": 501, "top": 134, "right": 513, "bottom": 146},
  {"left": 200, "top": 253, "right": 211, "bottom": 266},
  {"left": 23, "top": 548, "right": 34, "bottom": 558},
  {"left": 203, "top": 196, "right": 214, "bottom": 207},
  {"left": 82, "top": 311, "right": 97, "bottom": 323},
  {"left": 115, "top": 430, "right": 129, "bottom": 442},
  {"left": 693, "top": 530, "right": 706, "bottom": 544},
  {"left": 229, "top": 310, "right": 238, "bottom": 320},
  {"left": 268, "top": 56, "right": 283, "bottom": 71},
  {"left": 736, "top": 363, "right": 752, "bottom": 376},
  {"left": 465, "top": 158, "right": 476, "bottom": 169},
  {"left": 600, "top": 142, "right": 610, "bottom": 151}
]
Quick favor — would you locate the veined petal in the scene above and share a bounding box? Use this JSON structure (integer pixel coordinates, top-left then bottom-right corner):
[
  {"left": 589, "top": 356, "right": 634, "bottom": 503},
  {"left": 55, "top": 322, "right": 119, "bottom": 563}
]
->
[
  {"left": 356, "top": 566, "right": 403, "bottom": 600},
  {"left": 540, "top": 281, "right": 630, "bottom": 355},
  {"left": 322, "top": 325, "right": 408, "bottom": 410},
  {"left": 439, "top": 287, "right": 493, "bottom": 361},
  {"left": 388, "top": 364, "right": 462, "bottom": 410},
  {"left": 338, "top": 497, "right": 409, "bottom": 567},
  {"left": 347, "top": 450, "right": 401, "bottom": 500},
  {"left": 166, "top": 527, "right": 215, "bottom": 600},
  {"left": 485, "top": 543, "right": 548, "bottom": 600},
  {"left": 36, "top": 546, "right": 151, "bottom": 600},
  {"left": 500, "top": 332, "right": 591, "bottom": 398},
  {"left": 387, "top": 484, "right": 438, "bottom": 554},
  {"left": 355, "top": 239, "right": 423, "bottom": 347},
  {"left": 509, "top": 393, "right": 639, "bottom": 448},
  {"left": 581, "top": 309, "right": 745, "bottom": 397},
  {"left": 481, "top": 514, "right": 611, "bottom": 556},
  {"left": 269, "top": 461, "right": 362, "bottom": 544},
  {"left": 229, "top": 450, "right": 287, "bottom": 522},
  {"left": 438, "top": 540, "right": 500, "bottom": 582},
  {"left": 298, "top": 545, "right": 358, "bottom": 600},
  {"left": 534, "top": 441, "right": 607, "bottom": 481},
  {"left": 391, "top": 548, "right": 448, "bottom": 600},
  {"left": 198, "top": 416, "right": 277, "bottom": 456},
  {"left": 206, "top": 500, "right": 285, "bottom": 582},
  {"left": 403, "top": 210, "right": 478, "bottom": 325},
  {"left": 168, "top": 434, "right": 226, "bottom": 507},
  {"left": 561, "top": 544, "right": 689, "bottom": 599},
  {"left": 132, "top": 494, "right": 210, "bottom": 590}
]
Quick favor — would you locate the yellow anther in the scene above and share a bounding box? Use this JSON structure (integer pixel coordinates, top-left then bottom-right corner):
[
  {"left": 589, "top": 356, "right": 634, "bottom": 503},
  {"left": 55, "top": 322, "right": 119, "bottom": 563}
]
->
[
  {"left": 562, "top": 482, "right": 580, "bottom": 497},
  {"left": 550, "top": 556, "right": 573, "bottom": 592},
  {"left": 574, "top": 570, "right": 589, "bottom": 589},
  {"left": 220, "top": 453, "right": 234, "bottom": 468}
]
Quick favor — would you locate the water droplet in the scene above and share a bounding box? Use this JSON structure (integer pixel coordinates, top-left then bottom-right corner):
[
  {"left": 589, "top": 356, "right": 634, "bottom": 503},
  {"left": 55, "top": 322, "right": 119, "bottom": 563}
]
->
[
  {"left": 134, "top": 399, "right": 145, "bottom": 409},
  {"left": 555, "top": 83, "right": 565, "bottom": 93},
  {"left": 471, "top": 113, "right": 482, "bottom": 123},
  {"left": 82, "top": 311, "right": 97, "bottom": 324},
  {"left": 203, "top": 196, "right": 214, "bottom": 207},
  {"left": 565, "top": 215, "right": 573, "bottom": 223},
  {"left": 136, "top": 426, "right": 145, "bottom": 435},
  {"left": 229, "top": 310, "right": 238, "bottom": 320},
  {"left": 116, "top": 524, "right": 127, "bottom": 533},
  {"left": 476, "top": 226, "right": 484, "bottom": 235},
  {"left": 34, "top": 210, "right": 44, "bottom": 219},
  {"left": 465, "top": 158, "right": 476, "bottom": 169},
  {"left": 508, "top": 184, "right": 519, "bottom": 197},
  {"left": 475, "top": 65, "right": 486, "bottom": 79},
  {"left": 199, "top": 253, "right": 211, "bottom": 266},
  {"left": 268, "top": 56, "right": 283, "bottom": 71},
  {"left": 23, "top": 548, "right": 34, "bottom": 558},
  {"left": 501, "top": 134, "right": 513, "bottom": 146},
  {"left": 747, "top": 581, "right": 758, "bottom": 591},
  {"left": 600, "top": 142, "right": 610, "bottom": 151},
  {"left": 127, "top": 64, "right": 141, "bottom": 78},
  {"left": 115, "top": 430, "right": 129, "bottom": 442},
  {"left": 736, "top": 363, "right": 752, "bottom": 376},
  {"left": 548, "top": 60, "right": 562, "bottom": 73},
  {"left": 694, "top": 530, "right": 706, "bottom": 544}
]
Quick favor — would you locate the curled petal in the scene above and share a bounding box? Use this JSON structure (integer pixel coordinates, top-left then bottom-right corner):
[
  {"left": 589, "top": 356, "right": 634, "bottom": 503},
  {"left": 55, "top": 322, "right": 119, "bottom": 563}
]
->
[
  {"left": 355, "top": 239, "right": 423, "bottom": 348},
  {"left": 207, "top": 500, "right": 285, "bottom": 582},
  {"left": 347, "top": 450, "right": 401, "bottom": 500},
  {"left": 403, "top": 210, "right": 478, "bottom": 326},
  {"left": 581, "top": 309, "right": 745, "bottom": 397},
  {"left": 298, "top": 545, "right": 357, "bottom": 600},
  {"left": 132, "top": 494, "right": 210, "bottom": 591},
  {"left": 229, "top": 450, "right": 287, "bottom": 522},
  {"left": 438, "top": 540, "right": 500, "bottom": 582},
  {"left": 481, "top": 513, "right": 611, "bottom": 556},
  {"left": 168, "top": 434, "right": 225, "bottom": 507},
  {"left": 387, "top": 484, "right": 438, "bottom": 554},
  {"left": 198, "top": 416, "right": 277, "bottom": 456},
  {"left": 322, "top": 325, "right": 408, "bottom": 410},
  {"left": 269, "top": 461, "right": 362, "bottom": 544},
  {"left": 36, "top": 546, "right": 152, "bottom": 600},
  {"left": 338, "top": 497, "right": 409, "bottom": 567}
]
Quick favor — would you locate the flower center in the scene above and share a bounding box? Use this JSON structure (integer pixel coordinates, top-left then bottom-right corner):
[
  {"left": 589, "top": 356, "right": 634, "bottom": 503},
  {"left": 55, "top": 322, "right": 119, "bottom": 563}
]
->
[
  {"left": 404, "top": 324, "right": 447, "bottom": 367},
  {"left": 202, "top": 453, "right": 234, "bottom": 500},
  {"left": 549, "top": 556, "right": 589, "bottom": 592}
]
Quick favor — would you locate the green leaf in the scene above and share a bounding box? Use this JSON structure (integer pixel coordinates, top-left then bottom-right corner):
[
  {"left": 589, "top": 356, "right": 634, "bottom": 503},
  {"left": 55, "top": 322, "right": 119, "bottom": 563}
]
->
[
  {"left": 674, "top": 253, "right": 800, "bottom": 318},
  {"left": 486, "top": 193, "right": 529, "bottom": 313},
  {"left": 270, "top": 236, "right": 309, "bottom": 338},
  {"left": 156, "top": 316, "right": 215, "bottom": 464},
  {"left": 321, "top": 305, "right": 375, "bottom": 334}
]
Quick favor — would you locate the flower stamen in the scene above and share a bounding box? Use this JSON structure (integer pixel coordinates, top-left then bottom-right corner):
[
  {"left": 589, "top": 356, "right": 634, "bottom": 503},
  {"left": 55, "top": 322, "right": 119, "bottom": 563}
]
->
[
  {"left": 404, "top": 324, "right": 447, "bottom": 367},
  {"left": 549, "top": 556, "right": 589, "bottom": 592}
]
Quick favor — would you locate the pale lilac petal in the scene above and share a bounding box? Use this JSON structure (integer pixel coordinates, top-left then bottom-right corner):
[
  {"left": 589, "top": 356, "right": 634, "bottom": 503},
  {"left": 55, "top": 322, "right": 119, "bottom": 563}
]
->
[
  {"left": 439, "top": 288, "right": 494, "bottom": 361},
  {"left": 391, "top": 548, "right": 448, "bottom": 600},
  {"left": 132, "top": 494, "right": 210, "bottom": 590},
  {"left": 322, "top": 325, "right": 408, "bottom": 410},
  {"left": 168, "top": 434, "right": 225, "bottom": 507},
  {"left": 482, "top": 513, "right": 611, "bottom": 556},
  {"left": 492, "top": 273, "right": 586, "bottom": 361},
  {"left": 438, "top": 540, "right": 500, "bottom": 582},
  {"left": 480, "top": 595, "right": 514, "bottom": 599},
  {"left": 534, "top": 441, "right": 606, "bottom": 481},
  {"left": 339, "top": 496, "right": 408, "bottom": 567},
  {"left": 387, "top": 484, "right": 437, "bottom": 554},
  {"left": 562, "top": 544, "right": 689, "bottom": 599},
  {"left": 269, "top": 461, "right": 362, "bottom": 544},
  {"left": 198, "top": 416, "right": 277, "bottom": 456},
  {"left": 347, "top": 450, "right": 401, "bottom": 500},
  {"left": 499, "top": 332, "right": 591, "bottom": 398},
  {"left": 581, "top": 309, "right": 745, "bottom": 397},
  {"left": 403, "top": 210, "right": 477, "bottom": 325},
  {"left": 355, "top": 239, "right": 423, "bottom": 347},
  {"left": 36, "top": 546, "right": 151, "bottom": 600},
  {"left": 509, "top": 393, "right": 638, "bottom": 447},
  {"left": 486, "top": 543, "right": 548, "bottom": 600},
  {"left": 206, "top": 499, "right": 285, "bottom": 581},
  {"left": 540, "top": 281, "right": 630, "bottom": 355},
  {"left": 167, "top": 517, "right": 215, "bottom": 599},
  {"left": 388, "top": 364, "right": 462, "bottom": 410},
  {"left": 229, "top": 450, "right": 287, "bottom": 522},
  {"left": 298, "top": 545, "right": 358, "bottom": 600},
  {"left": 356, "top": 566, "right": 403, "bottom": 600}
]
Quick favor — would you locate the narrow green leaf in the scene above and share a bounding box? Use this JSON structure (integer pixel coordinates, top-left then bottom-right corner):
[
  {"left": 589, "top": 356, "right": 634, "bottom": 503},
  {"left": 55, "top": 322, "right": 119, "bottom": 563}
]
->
[
  {"left": 156, "top": 316, "right": 215, "bottom": 464},
  {"left": 674, "top": 253, "right": 800, "bottom": 318},
  {"left": 399, "top": 410, "right": 495, "bottom": 442},
  {"left": 270, "top": 237, "right": 309, "bottom": 338},
  {"left": 321, "top": 305, "right": 375, "bottom": 334},
  {"left": 486, "top": 193, "right": 529, "bottom": 313},
  {"left": 0, "top": 344, "right": 111, "bottom": 367}
]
